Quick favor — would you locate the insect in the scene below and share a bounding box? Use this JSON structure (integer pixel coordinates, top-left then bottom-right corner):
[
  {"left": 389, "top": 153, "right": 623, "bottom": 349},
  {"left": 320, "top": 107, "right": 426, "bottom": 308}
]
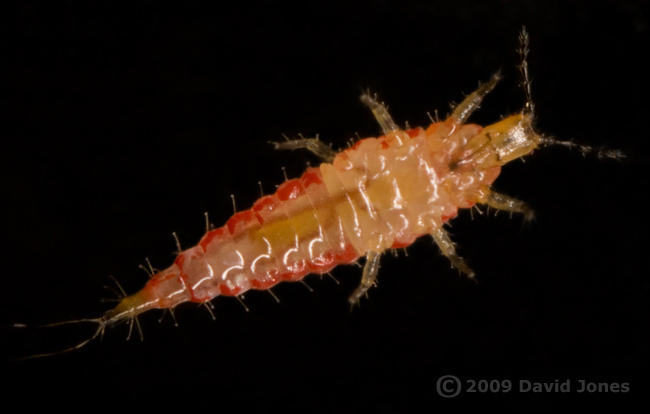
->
[{"left": 24, "top": 28, "right": 622, "bottom": 356}]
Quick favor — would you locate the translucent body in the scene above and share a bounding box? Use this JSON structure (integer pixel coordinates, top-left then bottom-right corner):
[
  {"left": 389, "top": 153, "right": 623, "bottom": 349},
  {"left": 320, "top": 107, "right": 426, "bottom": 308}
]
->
[
  {"left": 106, "top": 113, "right": 537, "bottom": 322},
  {"left": 98, "top": 32, "right": 552, "bottom": 326},
  {"left": 23, "top": 29, "right": 622, "bottom": 358}
]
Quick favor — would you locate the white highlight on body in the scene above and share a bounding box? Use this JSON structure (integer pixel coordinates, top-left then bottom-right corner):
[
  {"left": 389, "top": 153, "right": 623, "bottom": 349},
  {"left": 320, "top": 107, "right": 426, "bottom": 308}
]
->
[
  {"left": 344, "top": 192, "right": 362, "bottom": 238},
  {"left": 191, "top": 262, "right": 215, "bottom": 292},
  {"left": 308, "top": 233, "right": 325, "bottom": 260},
  {"left": 282, "top": 234, "right": 300, "bottom": 267},
  {"left": 251, "top": 237, "right": 273, "bottom": 274},
  {"left": 391, "top": 178, "right": 405, "bottom": 210},
  {"left": 222, "top": 250, "right": 245, "bottom": 281}
]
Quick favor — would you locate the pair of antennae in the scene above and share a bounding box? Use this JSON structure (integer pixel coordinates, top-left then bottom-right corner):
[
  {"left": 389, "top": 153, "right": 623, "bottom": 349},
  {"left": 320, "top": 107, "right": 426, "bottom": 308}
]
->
[{"left": 517, "top": 26, "right": 624, "bottom": 160}]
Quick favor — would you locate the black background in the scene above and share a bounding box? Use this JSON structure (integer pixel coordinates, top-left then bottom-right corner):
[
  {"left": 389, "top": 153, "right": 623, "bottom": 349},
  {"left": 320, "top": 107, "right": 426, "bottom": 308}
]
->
[{"left": 1, "top": 1, "right": 648, "bottom": 412}]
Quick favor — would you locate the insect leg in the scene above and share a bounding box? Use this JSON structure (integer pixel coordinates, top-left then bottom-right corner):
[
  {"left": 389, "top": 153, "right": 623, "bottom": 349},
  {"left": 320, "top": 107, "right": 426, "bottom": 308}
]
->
[
  {"left": 348, "top": 250, "right": 381, "bottom": 307},
  {"left": 270, "top": 138, "right": 337, "bottom": 162},
  {"left": 360, "top": 93, "right": 399, "bottom": 136},
  {"left": 431, "top": 228, "right": 475, "bottom": 278},
  {"left": 450, "top": 72, "right": 502, "bottom": 125},
  {"left": 483, "top": 190, "right": 534, "bottom": 221}
]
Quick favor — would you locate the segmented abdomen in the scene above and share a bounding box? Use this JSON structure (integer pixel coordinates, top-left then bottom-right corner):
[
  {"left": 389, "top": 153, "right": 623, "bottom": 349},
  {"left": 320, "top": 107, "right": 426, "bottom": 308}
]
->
[
  {"left": 149, "top": 167, "right": 358, "bottom": 306},
  {"left": 142, "top": 121, "right": 500, "bottom": 308}
]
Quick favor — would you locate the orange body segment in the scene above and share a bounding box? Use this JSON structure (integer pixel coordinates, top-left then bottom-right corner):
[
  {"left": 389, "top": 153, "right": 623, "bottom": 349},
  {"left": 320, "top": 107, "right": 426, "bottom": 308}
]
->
[{"left": 108, "top": 115, "right": 524, "bottom": 321}]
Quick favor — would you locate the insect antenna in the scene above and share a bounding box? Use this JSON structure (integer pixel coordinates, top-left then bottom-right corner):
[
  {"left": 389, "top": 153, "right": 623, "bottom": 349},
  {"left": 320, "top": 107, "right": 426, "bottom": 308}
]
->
[
  {"left": 539, "top": 137, "right": 625, "bottom": 160},
  {"left": 516, "top": 27, "right": 624, "bottom": 161},
  {"left": 518, "top": 26, "right": 535, "bottom": 117}
]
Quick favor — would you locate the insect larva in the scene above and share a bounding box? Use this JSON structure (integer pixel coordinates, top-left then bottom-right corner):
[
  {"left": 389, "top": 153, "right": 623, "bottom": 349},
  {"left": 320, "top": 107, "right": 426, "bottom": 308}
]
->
[{"left": 26, "top": 27, "right": 623, "bottom": 356}]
